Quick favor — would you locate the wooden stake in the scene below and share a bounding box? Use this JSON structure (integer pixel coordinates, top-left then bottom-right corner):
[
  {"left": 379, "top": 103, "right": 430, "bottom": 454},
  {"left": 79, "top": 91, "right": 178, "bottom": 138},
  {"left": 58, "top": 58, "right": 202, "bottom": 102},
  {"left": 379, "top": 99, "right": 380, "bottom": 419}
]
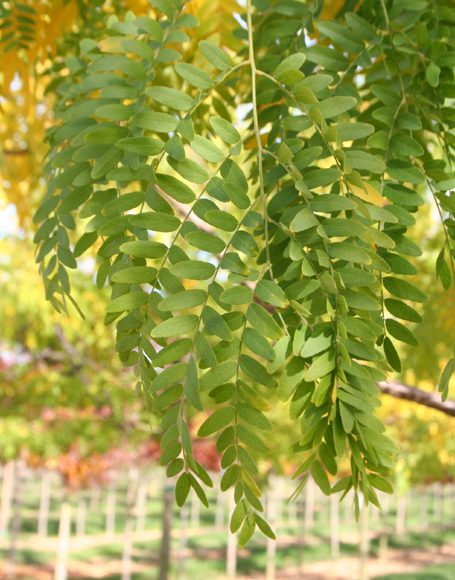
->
[
  {"left": 158, "top": 482, "right": 174, "bottom": 580},
  {"left": 38, "top": 470, "right": 52, "bottom": 537},
  {"left": 0, "top": 461, "right": 15, "bottom": 537},
  {"left": 226, "top": 491, "right": 237, "bottom": 580},
  {"left": 54, "top": 501, "right": 72, "bottom": 580},
  {"left": 330, "top": 493, "right": 340, "bottom": 559}
]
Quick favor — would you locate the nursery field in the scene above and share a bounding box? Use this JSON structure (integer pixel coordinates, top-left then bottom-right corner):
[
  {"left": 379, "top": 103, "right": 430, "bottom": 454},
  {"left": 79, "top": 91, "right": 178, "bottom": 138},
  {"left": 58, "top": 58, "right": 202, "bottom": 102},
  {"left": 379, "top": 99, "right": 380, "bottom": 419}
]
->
[{"left": 1, "top": 466, "right": 454, "bottom": 579}]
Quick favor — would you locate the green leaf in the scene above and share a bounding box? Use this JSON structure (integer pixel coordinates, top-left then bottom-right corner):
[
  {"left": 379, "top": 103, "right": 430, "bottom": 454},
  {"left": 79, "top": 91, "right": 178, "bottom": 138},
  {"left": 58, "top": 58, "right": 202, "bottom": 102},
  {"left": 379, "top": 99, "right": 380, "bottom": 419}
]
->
[
  {"left": 185, "top": 357, "right": 202, "bottom": 410},
  {"left": 344, "top": 290, "right": 381, "bottom": 311},
  {"left": 385, "top": 319, "right": 418, "bottom": 346},
  {"left": 89, "top": 55, "right": 146, "bottom": 79},
  {"left": 198, "top": 407, "right": 235, "bottom": 437},
  {"left": 301, "top": 332, "right": 332, "bottom": 358},
  {"left": 238, "top": 516, "right": 256, "bottom": 547},
  {"left": 438, "top": 358, "right": 454, "bottom": 401},
  {"left": 243, "top": 328, "right": 275, "bottom": 362},
  {"left": 120, "top": 240, "right": 167, "bottom": 259},
  {"left": 339, "top": 402, "right": 354, "bottom": 433},
  {"left": 159, "top": 289, "right": 207, "bottom": 311},
  {"left": 148, "top": 86, "right": 193, "bottom": 110},
  {"left": 106, "top": 291, "right": 148, "bottom": 313},
  {"left": 156, "top": 173, "right": 195, "bottom": 204},
  {"left": 202, "top": 306, "right": 232, "bottom": 341},
  {"left": 170, "top": 260, "right": 215, "bottom": 280},
  {"left": 189, "top": 474, "right": 209, "bottom": 507},
  {"left": 384, "top": 299, "right": 421, "bottom": 322},
  {"left": 90, "top": 148, "right": 122, "bottom": 179},
  {"left": 311, "top": 461, "right": 331, "bottom": 495},
  {"left": 426, "top": 62, "right": 441, "bottom": 87},
  {"left": 383, "top": 277, "right": 426, "bottom": 302},
  {"left": 153, "top": 339, "right": 192, "bottom": 367},
  {"left": 305, "top": 168, "right": 341, "bottom": 189},
  {"left": 204, "top": 210, "right": 238, "bottom": 232},
  {"left": 247, "top": 303, "right": 282, "bottom": 340},
  {"left": 151, "top": 362, "right": 186, "bottom": 392},
  {"left": 238, "top": 403, "right": 272, "bottom": 431},
  {"left": 200, "top": 361, "right": 237, "bottom": 391},
  {"left": 384, "top": 337, "right": 401, "bottom": 372},
  {"left": 328, "top": 242, "right": 372, "bottom": 265},
  {"left": 345, "top": 150, "right": 386, "bottom": 174},
  {"left": 199, "top": 40, "right": 230, "bottom": 70},
  {"left": 255, "top": 514, "right": 276, "bottom": 540},
  {"left": 111, "top": 266, "right": 157, "bottom": 284},
  {"left": 85, "top": 125, "right": 128, "bottom": 144},
  {"left": 209, "top": 116, "right": 240, "bottom": 145},
  {"left": 368, "top": 474, "right": 393, "bottom": 494},
  {"left": 168, "top": 157, "right": 209, "bottom": 184},
  {"left": 304, "top": 350, "right": 335, "bottom": 381},
  {"left": 128, "top": 212, "right": 180, "bottom": 232},
  {"left": 220, "top": 286, "right": 253, "bottom": 305},
  {"left": 310, "top": 194, "right": 357, "bottom": 212},
  {"left": 175, "top": 62, "right": 212, "bottom": 89},
  {"left": 133, "top": 111, "right": 179, "bottom": 133},
  {"left": 122, "top": 38, "right": 155, "bottom": 60},
  {"left": 175, "top": 473, "right": 191, "bottom": 507},
  {"left": 95, "top": 103, "right": 132, "bottom": 121},
  {"left": 230, "top": 501, "right": 246, "bottom": 533},
  {"left": 117, "top": 136, "right": 164, "bottom": 155},
  {"left": 387, "top": 160, "right": 424, "bottom": 185},
  {"left": 316, "top": 20, "right": 364, "bottom": 53},
  {"left": 315, "top": 96, "right": 357, "bottom": 119},
  {"left": 185, "top": 231, "right": 225, "bottom": 253},
  {"left": 289, "top": 207, "right": 319, "bottom": 232},
  {"left": 151, "top": 315, "right": 199, "bottom": 338},
  {"left": 274, "top": 52, "right": 306, "bottom": 77},
  {"left": 102, "top": 191, "right": 144, "bottom": 216},
  {"left": 255, "top": 279, "right": 287, "bottom": 308},
  {"left": 336, "top": 122, "right": 375, "bottom": 141},
  {"left": 191, "top": 135, "right": 225, "bottom": 163},
  {"left": 240, "top": 355, "right": 275, "bottom": 388}
]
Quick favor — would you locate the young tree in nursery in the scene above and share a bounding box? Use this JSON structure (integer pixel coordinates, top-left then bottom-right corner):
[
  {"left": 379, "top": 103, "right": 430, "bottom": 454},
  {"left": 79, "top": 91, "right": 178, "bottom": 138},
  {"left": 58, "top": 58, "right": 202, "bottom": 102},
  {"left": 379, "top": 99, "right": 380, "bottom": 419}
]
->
[{"left": 32, "top": 0, "right": 455, "bottom": 542}]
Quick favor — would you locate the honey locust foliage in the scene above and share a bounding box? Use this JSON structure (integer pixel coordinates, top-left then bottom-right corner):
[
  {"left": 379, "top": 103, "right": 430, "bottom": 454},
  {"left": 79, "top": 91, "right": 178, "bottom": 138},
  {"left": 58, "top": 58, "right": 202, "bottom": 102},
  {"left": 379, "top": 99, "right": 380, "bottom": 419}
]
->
[{"left": 34, "top": 0, "right": 455, "bottom": 542}]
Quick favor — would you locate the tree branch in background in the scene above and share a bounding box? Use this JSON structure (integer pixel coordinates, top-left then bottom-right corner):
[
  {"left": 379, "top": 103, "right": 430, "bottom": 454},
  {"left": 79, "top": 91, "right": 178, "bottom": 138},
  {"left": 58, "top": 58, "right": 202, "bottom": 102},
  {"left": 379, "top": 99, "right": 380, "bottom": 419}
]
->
[{"left": 379, "top": 381, "right": 455, "bottom": 417}]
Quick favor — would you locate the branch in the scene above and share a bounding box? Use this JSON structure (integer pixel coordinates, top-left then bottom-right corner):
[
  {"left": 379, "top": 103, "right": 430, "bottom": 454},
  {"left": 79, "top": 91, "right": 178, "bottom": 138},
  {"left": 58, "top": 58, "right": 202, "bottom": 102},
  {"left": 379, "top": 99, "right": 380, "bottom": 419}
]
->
[{"left": 378, "top": 381, "right": 455, "bottom": 417}]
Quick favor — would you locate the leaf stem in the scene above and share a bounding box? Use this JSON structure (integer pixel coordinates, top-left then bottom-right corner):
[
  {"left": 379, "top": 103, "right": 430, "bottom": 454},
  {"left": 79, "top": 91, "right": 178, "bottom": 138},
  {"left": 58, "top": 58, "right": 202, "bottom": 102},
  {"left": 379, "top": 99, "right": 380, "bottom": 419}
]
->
[{"left": 247, "top": 0, "right": 273, "bottom": 280}]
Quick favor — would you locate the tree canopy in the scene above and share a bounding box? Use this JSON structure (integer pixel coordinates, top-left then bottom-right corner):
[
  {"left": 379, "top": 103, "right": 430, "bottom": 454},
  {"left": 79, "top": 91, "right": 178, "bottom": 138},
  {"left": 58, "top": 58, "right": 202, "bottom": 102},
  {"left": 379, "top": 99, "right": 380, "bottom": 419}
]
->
[{"left": 1, "top": 0, "right": 454, "bottom": 544}]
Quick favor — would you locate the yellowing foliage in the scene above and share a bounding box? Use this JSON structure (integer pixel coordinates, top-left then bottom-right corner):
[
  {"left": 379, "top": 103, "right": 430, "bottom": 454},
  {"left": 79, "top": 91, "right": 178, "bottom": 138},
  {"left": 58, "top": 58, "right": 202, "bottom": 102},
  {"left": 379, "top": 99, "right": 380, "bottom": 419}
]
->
[{"left": 0, "top": 0, "right": 242, "bottom": 224}]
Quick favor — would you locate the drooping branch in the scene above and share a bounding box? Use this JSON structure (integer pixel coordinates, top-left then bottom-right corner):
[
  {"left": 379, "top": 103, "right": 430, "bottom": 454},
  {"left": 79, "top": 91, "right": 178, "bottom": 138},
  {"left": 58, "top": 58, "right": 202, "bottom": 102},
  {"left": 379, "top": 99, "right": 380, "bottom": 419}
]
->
[{"left": 378, "top": 381, "right": 455, "bottom": 417}]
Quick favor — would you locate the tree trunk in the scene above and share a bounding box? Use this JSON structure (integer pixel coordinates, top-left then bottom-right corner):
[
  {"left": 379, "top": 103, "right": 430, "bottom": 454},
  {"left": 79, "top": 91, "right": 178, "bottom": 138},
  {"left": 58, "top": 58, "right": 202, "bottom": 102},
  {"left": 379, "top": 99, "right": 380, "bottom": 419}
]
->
[
  {"left": 38, "top": 470, "right": 52, "bottom": 537},
  {"left": 89, "top": 486, "right": 101, "bottom": 511},
  {"left": 0, "top": 460, "right": 15, "bottom": 537},
  {"left": 287, "top": 498, "right": 297, "bottom": 527},
  {"left": 395, "top": 495, "right": 406, "bottom": 536},
  {"left": 304, "top": 476, "right": 315, "bottom": 534},
  {"left": 158, "top": 482, "right": 174, "bottom": 580},
  {"left": 330, "top": 493, "right": 340, "bottom": 559},
  {"left": 359, "top": 502, "right": 369, "bottom": 580},
  {"left": 76, "top": 497, "right": 87, "bottom": 537},
  {"left": 226, "top": 491, "right": 237, "bottom": 580},
  {"left": 419, "top": 490, "right": 429, "bottom": 531},
  {"left": 54, "top": 500, "right": 72, "bottom": 580},
  {"left": 214, "top": 487, "right": 224, "bottom": 529},
  {"left": 122, "top": 469, "right": 138, "bottom": 580},
  {"left": 105, "top": 485, "right": 116, "bottom": 535},
  {"left": 177, "top": 503, "right": 189, "bottom": 579},
  {"left": 266, "top": 491, "right": 277, "bottom": 580},
  {"left": 135, "top": 479, "right": 148, "bottom": 532},
  {"left": 190, "top": 493, "right": 200, "bottom": 527},
  {"left": 6, "top": 462, "right": 22, "bottom": 579}
]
